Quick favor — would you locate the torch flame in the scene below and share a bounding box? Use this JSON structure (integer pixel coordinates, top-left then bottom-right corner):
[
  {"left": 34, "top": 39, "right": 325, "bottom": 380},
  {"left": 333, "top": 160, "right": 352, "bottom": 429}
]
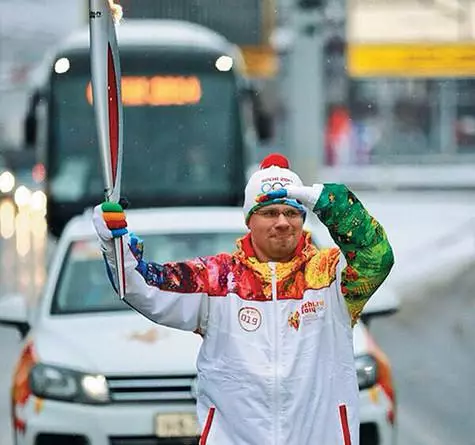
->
[{"left": 107, "top": 0, "right": 123, "bottom": 23}]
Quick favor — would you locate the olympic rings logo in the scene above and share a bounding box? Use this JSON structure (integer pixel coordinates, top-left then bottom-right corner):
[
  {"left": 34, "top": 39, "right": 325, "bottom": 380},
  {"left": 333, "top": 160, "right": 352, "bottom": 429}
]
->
[{"left": 261, "top": 182, "right": 287, "bottom": 193}]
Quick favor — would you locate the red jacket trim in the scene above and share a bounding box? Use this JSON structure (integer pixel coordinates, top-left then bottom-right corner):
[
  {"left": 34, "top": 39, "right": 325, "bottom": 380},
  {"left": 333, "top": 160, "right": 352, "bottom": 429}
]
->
[{"left": 200, "top": 406, "right": 216, "bottom": 445}]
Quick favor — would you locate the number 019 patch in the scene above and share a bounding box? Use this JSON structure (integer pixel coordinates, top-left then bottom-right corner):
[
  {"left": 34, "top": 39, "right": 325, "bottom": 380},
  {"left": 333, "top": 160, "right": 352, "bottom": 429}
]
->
[{"left": 238, "top": 307, "right": 262, "bottom": 332}]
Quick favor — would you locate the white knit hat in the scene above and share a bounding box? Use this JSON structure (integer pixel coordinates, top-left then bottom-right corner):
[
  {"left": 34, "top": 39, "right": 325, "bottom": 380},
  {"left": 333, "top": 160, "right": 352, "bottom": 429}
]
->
[{"left": 243, "top": 153, "right": 305, "bottom": 222}]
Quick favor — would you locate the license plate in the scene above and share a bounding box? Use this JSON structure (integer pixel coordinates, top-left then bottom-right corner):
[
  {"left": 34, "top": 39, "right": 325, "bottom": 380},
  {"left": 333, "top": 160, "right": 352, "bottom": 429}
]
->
[{"left": 155, "top": 413, "right": 199, "bottom": 437}]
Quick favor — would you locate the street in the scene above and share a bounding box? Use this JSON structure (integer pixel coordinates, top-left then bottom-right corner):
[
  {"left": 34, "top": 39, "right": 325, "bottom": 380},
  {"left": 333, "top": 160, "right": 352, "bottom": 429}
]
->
[
  {"left": 0, "top": 194, "right": 474, "bottom": 444},
  {"left": 372, "top": 264, "right": 475, "bottom": 445}
]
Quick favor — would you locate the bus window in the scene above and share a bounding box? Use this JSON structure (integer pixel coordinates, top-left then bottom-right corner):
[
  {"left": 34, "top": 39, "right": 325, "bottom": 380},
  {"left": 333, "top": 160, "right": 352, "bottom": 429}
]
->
[
  {"left": 41, "top": 46, "right": 248, "bottom": 236},
  {"left": 50, "top": 51, "right": 238, "bottom": 200}
]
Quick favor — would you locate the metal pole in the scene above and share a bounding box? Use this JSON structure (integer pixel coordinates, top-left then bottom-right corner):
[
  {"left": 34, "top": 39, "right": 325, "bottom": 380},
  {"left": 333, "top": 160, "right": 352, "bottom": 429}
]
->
[
  {"left": 439, "top": 79, "right": 457, "bottom": 155},
  {"left": 286, "top": 4, "right": 325, "bottom": 185}
]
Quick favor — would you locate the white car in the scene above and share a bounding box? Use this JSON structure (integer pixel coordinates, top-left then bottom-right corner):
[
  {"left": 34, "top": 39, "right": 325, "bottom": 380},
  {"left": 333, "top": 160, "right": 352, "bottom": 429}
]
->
[{"left": 0, "top": 207, "right": 398, "bottom": 445}]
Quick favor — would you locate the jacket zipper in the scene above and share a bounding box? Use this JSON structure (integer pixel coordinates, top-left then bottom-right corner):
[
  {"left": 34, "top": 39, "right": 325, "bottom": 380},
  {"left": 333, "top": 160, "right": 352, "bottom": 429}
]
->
[{"left": 269, "top": 262, "right": 280, "bottom": 445}]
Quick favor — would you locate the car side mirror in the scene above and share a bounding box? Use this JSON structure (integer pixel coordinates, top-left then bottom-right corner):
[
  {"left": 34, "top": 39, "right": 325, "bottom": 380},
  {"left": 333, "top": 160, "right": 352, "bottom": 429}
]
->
[
  {"left": 0, "top": 293, "right": 30, "bottom": 338},
  {"left": 25, "top": 109, "right": 37, "bottom": 147},
  {"left": 255, "top": 108, "right": 273, "bottom": 143},
  {"left": 243, "top": 85, "right": 274, "bottom": 143},
  {"left": 24, "top": 90, "right": 44, "bottom": 148}
]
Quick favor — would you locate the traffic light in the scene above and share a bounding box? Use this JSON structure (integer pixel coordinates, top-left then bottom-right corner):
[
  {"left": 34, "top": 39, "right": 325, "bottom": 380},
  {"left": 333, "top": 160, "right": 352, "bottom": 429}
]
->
[{"left": 298, "top": 0, "right": 325, "bottom": 9}]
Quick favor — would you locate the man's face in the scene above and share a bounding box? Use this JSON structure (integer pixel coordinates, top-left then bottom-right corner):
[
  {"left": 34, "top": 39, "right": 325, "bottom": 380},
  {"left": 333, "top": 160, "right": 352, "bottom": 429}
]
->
[{"left": 247, "top": 204, "right": 304, "bottom": 262}]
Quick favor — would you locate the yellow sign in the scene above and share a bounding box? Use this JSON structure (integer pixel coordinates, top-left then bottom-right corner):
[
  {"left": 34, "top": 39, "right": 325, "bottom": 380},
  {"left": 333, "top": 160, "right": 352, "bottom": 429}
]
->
[
  {"left": 86, "top": 75, "right": 202, "bottom": 106},
  {"left": 348, "top": 43, "right": 475, "bottom": 78},
  {"left": 241, "top": 46, "right": 278, "bottom": 78}
]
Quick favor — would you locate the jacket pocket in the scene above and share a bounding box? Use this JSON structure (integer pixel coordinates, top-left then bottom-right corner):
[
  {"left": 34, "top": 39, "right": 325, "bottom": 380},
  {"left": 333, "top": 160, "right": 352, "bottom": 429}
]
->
[
  {"left": 199, "top": 406, "right": 216, "bottom": 445},
  {"left": 338, "top": 404, "right": 352, "bottom": 445}
]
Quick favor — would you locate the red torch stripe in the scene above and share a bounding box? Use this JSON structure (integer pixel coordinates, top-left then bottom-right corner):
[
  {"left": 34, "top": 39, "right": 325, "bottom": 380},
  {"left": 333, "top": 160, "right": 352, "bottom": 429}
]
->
[
  {"left": 119, "top": 238, "right": 126, "bottom": 291},
  {"left": 107, "top": 44, "right": 119, "bottom": 185}
]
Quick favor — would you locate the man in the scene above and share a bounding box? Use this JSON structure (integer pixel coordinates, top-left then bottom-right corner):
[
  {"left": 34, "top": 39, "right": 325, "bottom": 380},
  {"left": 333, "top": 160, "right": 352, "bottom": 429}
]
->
[{"left": 93, "top": 153, "right": 394, "bottom": 445}]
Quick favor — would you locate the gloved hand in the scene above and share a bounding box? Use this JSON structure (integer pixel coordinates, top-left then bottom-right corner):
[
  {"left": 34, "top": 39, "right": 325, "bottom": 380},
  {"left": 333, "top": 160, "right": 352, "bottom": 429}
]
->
[
  {"left": 92, "top": 201, "right": 128, "bottom": 243},
  {"left": 256, "top": 184, "right": 324, "bottom": 210}
]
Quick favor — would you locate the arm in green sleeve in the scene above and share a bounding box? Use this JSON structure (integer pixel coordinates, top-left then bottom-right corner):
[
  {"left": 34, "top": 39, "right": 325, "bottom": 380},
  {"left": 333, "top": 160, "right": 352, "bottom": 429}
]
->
[{"left": 313, "top": 184, "right": 395, "bottom": 324}]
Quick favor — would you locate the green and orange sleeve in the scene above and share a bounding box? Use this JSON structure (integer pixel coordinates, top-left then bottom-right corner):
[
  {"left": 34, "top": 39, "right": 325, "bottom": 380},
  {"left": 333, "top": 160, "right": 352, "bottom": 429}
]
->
[{"left": 313, "top": 184, "right": 395, "bottom": 325}]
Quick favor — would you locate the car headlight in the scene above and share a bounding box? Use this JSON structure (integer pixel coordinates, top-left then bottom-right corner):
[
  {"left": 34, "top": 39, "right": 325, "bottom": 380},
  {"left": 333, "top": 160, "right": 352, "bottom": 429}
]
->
[
  {"left": 14, "top": 185, "right": 31, "bottom": 207},
  {"left": 29, "top": 363, "right": 110, "bottom": 404},
  {"left": 0, "top": 170, "right": 15, "bottom": 193},
  {"left": 355, "top": 354, "right": 378, "bottom": 390}
]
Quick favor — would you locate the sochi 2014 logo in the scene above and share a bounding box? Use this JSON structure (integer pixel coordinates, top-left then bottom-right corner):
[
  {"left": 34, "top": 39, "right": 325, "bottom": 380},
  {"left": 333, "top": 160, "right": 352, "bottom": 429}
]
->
[
  {"left": 288, "top": 299, "right": 327, "bottom": 331},
  {"left": 288, "top": 310, "right": 300, "bottom": 330}
]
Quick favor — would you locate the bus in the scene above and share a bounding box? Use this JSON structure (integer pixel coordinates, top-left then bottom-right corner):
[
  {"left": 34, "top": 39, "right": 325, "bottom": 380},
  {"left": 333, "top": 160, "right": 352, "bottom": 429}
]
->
[{"left": 24, "top": 19, "right": 271, "bottom": 237}]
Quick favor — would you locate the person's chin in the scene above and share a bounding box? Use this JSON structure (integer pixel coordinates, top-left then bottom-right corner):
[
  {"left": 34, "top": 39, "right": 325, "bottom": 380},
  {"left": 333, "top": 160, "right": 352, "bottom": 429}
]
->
[
  {"left": 273, "top": 234, "right": 294, "bottom": 244},
  {"left": 271, "top": 237, "right": 296, "bottom": 252}
]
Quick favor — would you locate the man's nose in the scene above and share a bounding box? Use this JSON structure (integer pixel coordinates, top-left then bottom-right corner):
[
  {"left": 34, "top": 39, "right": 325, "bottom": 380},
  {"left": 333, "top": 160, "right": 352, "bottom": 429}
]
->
[{"left": 274, "top": 213, "right": 291, "bottom": 226}]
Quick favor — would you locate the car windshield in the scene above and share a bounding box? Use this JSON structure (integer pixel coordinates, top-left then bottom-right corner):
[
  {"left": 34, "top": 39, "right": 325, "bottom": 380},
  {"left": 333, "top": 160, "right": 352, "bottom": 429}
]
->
[{"left": 51, "top": 231, "right": 243, "bottom": 315}]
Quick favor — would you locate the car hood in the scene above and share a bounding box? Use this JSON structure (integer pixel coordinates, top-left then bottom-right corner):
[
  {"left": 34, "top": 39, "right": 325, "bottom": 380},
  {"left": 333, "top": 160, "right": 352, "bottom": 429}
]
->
[{"left": 33, "top": 311, "right": 202, "bottom": 375}]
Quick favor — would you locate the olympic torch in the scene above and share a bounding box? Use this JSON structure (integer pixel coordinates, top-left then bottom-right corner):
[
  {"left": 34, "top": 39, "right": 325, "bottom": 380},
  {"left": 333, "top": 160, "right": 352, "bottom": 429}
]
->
[{"left": 89, "top": 0, "right": 126, "bottom": 299}]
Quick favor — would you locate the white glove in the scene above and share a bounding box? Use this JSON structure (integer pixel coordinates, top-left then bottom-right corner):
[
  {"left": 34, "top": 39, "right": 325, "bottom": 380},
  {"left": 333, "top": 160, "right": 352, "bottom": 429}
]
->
[
  {"left": 258, "top": 184, "right": 324, "bottom": 210},
  {"left": 285, "top": 184, "right": 324, "bottom": 210}
]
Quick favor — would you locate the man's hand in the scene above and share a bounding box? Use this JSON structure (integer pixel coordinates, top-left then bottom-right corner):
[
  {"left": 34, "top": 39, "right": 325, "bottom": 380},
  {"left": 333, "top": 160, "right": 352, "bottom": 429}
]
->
[
  {"left": 256, "top": 184, "right": 324, "bottom": 210},
  {"left": 92, "top": 202, "right": 128, "bottom": 243}
]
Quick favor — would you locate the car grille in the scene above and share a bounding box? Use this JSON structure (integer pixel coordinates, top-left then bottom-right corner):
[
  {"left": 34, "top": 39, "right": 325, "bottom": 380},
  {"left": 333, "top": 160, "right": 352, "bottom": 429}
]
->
[
  {"left": 110, "top": 437, "right": 198, "bottom": 445},
  {"left": 36, "top": 434, "right": 88, "bottom": 445},
  {"left": 106, "top": 374, "right": 197, "bottom": 403}
]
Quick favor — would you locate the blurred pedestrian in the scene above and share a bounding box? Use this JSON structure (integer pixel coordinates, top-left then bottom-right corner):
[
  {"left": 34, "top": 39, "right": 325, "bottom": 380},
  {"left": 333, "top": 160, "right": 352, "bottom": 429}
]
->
[{"left": 92, "top": 153, "right": 394, "bottom": 445}]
